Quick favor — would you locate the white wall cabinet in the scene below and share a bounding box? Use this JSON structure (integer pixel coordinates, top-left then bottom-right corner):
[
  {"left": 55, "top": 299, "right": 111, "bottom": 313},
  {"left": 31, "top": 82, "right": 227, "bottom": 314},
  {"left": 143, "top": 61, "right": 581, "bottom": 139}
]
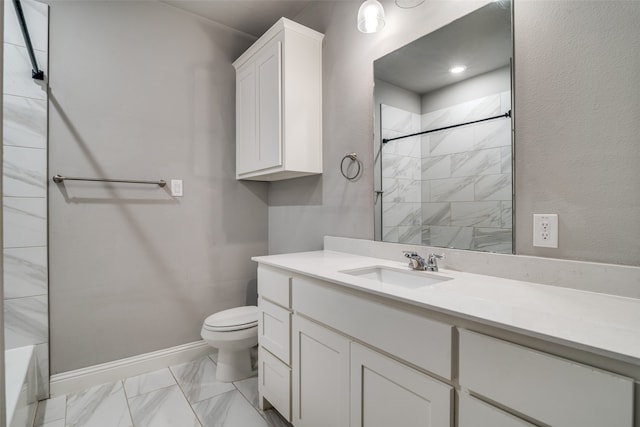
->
[
  {"left": 350, "top": 343, "right": 452, "bottom": 427},
  {"left": 292, "top": 316, "right": 350, "bottom": 427},
  {"left": 233, "top": 18, "right": 323, "bottom": 181}
]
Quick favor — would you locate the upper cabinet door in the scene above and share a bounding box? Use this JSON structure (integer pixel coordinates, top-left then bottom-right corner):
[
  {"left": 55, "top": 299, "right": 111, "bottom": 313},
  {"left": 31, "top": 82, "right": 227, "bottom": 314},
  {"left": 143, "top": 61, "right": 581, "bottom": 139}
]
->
[
  {"left": 255, "top": 41, "right": 282, "bottom": 172},
  {"left": 236, "top": 61, "right": 257, "bottom": 175}
]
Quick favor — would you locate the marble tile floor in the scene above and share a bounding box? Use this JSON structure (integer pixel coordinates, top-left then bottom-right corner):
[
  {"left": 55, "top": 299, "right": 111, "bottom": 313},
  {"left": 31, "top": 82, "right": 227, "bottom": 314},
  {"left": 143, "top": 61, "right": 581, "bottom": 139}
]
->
[{"left": 32, "top": 354, "right": 292, "bottom": 427}]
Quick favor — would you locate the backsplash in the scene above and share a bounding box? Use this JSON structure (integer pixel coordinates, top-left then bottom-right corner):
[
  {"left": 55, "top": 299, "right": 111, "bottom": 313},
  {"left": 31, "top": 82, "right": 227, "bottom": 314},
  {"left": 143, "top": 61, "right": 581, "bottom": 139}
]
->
[{"left": 381, "top": 91, "right": 512, "bottom": 253}]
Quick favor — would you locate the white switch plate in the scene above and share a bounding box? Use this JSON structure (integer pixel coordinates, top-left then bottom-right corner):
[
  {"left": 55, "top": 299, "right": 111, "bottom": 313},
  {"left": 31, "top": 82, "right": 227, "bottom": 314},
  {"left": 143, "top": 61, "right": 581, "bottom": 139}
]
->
[
  {"left": 170, "top": 179, "right": 183, "bottom": 197},
  {"left": 533, "top": 214, "right": 558, "bottom": 248}
]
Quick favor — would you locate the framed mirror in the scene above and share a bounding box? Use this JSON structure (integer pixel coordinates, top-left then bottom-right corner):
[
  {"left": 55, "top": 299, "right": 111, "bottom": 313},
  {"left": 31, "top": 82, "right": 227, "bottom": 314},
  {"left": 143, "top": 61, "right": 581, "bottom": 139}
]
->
[{"left": 373, "top": 1, "right": 513, "bottom": 253}]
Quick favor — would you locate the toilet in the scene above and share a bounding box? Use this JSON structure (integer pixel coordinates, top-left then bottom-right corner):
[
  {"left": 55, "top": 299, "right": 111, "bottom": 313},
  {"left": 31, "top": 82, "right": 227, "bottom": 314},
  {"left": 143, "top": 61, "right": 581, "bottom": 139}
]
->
[{"left": 201, "top": 305, "right": 258, "bottom": 382}]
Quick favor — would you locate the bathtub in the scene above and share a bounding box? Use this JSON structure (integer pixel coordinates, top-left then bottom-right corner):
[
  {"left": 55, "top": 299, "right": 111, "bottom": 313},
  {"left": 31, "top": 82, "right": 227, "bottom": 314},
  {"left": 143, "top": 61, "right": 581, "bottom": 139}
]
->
[{"left": 5, "top": 346, "right": 38, "bottom": 427}]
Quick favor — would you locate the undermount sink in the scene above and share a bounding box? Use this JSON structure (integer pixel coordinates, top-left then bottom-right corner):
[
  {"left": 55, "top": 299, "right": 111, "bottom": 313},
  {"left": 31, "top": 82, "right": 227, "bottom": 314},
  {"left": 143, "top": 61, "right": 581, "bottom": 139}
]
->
[{"left": 341, "top": 266, "right": 452, "bottom": 289}]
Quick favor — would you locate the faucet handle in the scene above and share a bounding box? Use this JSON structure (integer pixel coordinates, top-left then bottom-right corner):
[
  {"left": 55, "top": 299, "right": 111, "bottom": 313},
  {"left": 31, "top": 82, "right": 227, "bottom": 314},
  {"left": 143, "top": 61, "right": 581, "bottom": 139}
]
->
[
  {"left": 429, "top": 253, "right": 444, "bottom": 260},
  {"left": 402, "top": 250, "right": 418, "bottom": 258}
]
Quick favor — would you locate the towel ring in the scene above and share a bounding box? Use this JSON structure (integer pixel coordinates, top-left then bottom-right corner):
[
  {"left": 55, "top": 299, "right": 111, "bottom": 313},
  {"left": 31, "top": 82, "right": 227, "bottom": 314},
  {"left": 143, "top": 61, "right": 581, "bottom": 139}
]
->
[{"left": 340, "top": 153, "right": 362, "bottom": 181}]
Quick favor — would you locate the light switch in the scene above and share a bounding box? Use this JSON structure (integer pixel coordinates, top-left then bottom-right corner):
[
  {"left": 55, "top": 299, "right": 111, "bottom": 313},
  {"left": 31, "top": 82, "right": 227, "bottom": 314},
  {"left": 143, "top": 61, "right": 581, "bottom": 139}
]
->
[{"left": 170, "top": 179, "right": 183, "bottom": 197}]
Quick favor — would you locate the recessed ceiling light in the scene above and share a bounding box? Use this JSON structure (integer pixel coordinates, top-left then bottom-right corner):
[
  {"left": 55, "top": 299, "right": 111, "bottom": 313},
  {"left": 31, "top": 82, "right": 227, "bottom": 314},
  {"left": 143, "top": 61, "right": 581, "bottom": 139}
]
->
[{"left": 449, "top": 65, "right": 467, "bottom": 74}]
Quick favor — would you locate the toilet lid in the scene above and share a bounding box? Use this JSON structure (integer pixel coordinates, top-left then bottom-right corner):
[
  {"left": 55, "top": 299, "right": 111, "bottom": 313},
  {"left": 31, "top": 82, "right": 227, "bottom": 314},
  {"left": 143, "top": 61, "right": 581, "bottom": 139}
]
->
[{"left": 203, "top": 306, "right": 258, "bottom": 332}]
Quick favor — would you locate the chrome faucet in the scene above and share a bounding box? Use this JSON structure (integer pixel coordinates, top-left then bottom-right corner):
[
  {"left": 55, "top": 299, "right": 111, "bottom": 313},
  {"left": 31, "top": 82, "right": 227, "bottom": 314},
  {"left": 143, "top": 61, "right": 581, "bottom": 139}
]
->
[{"left": 403, "top": 251, "right": 443, "bottom": 272}]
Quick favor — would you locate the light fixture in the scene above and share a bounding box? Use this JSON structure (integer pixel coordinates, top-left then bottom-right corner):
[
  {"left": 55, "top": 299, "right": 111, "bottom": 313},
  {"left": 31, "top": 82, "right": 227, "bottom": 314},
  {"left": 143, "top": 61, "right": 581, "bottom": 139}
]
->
[
  {"left": 357, "top": 0, "right": 386, "bottom": 34},
  {"left": 449, "top": 65, "right": 467, "bottom": 74}
]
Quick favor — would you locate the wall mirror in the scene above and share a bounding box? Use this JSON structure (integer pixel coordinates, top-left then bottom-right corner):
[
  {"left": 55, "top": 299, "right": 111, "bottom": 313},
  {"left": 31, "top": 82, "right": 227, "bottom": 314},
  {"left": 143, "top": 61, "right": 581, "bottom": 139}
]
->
[{"left": 373, "top": 1, "right": 513, "bottom": 253}]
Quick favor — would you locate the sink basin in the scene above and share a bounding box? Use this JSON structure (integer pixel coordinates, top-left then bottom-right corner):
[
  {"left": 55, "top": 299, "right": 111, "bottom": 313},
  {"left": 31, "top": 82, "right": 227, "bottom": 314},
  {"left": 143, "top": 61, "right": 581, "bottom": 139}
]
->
[{"left": 340, "top": 266, "right": 451, "bottom": 289}]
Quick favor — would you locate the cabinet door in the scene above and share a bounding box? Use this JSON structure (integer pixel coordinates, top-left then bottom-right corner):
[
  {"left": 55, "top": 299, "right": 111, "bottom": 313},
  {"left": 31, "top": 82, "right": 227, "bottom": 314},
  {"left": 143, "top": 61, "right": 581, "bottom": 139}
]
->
[
  {"left": 255, "top": 40, "right": 282, "bottom": 171},
  {"left": 458, "top": 392, "right": 534, "bottom": 427},
  {"left": 292, "top": 316, "right": 350, "bottom": 427},
  {"left": 350, "top": 342, "right": 452, "bottom": 427},
  {"left": 236, "top": 61, "right": 257, "bottom": 174}
]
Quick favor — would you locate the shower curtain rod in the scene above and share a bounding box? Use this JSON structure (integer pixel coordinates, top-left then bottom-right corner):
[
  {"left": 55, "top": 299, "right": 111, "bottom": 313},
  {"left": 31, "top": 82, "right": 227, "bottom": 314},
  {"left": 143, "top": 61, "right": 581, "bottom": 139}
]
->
[
  {"left": 382, "top": 110, "right": 511, "bottom": 144},
  {"left": 12, "top": 0, "right": 44, "bottom": 80},
  {"left": 52, "top": 175, "right": 167, "bottom": 188}
]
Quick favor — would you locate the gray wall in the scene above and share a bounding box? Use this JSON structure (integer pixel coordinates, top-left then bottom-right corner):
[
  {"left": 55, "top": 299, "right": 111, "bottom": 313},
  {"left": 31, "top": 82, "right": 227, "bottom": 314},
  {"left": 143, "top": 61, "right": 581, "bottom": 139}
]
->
[
  {"left": 269, "top": 0, "right": 640, "bottom": 266},
  {"left": 48, "top": 1, "right": 268, "bottom": 373}
]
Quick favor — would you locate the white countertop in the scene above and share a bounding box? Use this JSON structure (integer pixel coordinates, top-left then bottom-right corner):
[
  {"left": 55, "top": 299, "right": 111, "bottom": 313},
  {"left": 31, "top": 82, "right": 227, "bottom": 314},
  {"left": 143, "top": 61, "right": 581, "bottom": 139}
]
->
[{"left": 253, "top": 250, "right": 640, "bottom": 366}]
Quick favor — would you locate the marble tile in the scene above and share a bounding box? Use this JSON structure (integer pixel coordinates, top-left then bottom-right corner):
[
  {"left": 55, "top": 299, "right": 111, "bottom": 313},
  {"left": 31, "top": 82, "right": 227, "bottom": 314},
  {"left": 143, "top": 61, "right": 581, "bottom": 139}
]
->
[
  {"left": 382, "top": 154, "right": 420, "bottom": 180},
  {"left": 430, "top": 226, "right": 473, "bottom": 249},
  {"left": 420, "top": 180, "right": 430, "bottom": 202},
  {"left": 4, "top": 295, "right": 47, "bottom": 348},
  {"left": 395, "top": 179, "right": 421, "bottom": 203},
  {"left": 123, "top": 368, "right": 176, "bottom": 399},
  {"left": 233, "top": 376, "right": 259, "bottom": 409},
  {"left": 4, "top": 0, "right": 49, "bottom": 52},
  {"left": 421, "top": 226, "right": 431, "bottom": 246},
  {"left": 193, "top": 389, "right": 268, "bottom": 427},
  {"left": 422, "top": 202, "right": 451, "bottom": 226},
  {"left": 430, "top": 176, "right": 475, "bottom": 202},
  {"left": 428, "top": 126, "right": 474, "bottom": 157},
  {"left": 35, "top": 342, "right": 50, "bottom": 400},
  {"left": 66, "top": 381, "right": 132, "bottom": 427},
  {"left": 500, "top": 90, "right": 512, "bottom": 112},
  {"left": 475, "top": 173, "right": 512, "bottom": 201},
  {"left": 262, "top": 409, "right": 293, "bottom": 427},
  {"left": 209, "top": 351, "right": 219, "bottom": 364},
  {"left": 450, "top": 201, "right": 502, "bottom": 228},
  {"left": 421, "top": 154, "right": 451, "bottom": 180},
  {"left": 128, "top": 384, "right": 200, "bottom": 427},
  {"left": 381, "top": 129, "right": 403, "bottom": 154},
  {"left": 40, "top": 420, "right": 65, "bottom": 427},
  {"left": 501, "top": 201, "right": 513, "bottom": 228},
  {"left": 421, "top": 108, "right": 453, "bottom": 131},
  {"left": 382, "top": 227, "right": 399, "bottom": 243},
  {"left": 3, "top": 43, "right": 48, "bottom": 100},
  {"left": 383, "top": 202, "right": 420, "bottom": 227},
  {"left": 4, "top": 246, "right": 48, "bottom": 299},
  {"left": 170, "top": 357, "right": 235, "bottom": 404},
  {"left": 3, "top": 146, "right": 47, "bottom": 197},
  {"left": 3, "top": 197, "right": 47, "bottom": 248},
  {"left": 451, "top": 148, "right": 501, "bottom": 178},
  {"left": 34, "top": 395, "right": 66, "bottom": 426},
  {"left": 381, "top": 104, "right": 415, "bottom": 133},
  {"left": 3, "top": 94, "right": 47, "bottom": 148},
  {"left": 397, "top": 226, "right": 422, "bottom": 244},
  {"left": 382, "top": 178, "right": 398, "bottom": 204},
  {"left": 501, "top": 146, "right": 512, "bottom": 173},
  {"left": 473, "top": 228, "right": 513, "bottom": 254},
  {"left": 473, "top": 120, "right": 511, "bottom": 150}
]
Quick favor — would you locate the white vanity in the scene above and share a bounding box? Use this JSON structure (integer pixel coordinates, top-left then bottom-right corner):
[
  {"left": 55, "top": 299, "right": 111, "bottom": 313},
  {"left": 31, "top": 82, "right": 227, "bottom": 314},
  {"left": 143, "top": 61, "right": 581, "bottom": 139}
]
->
[{"left": 253, "top": 240, "right": 639, "bottom": 427}]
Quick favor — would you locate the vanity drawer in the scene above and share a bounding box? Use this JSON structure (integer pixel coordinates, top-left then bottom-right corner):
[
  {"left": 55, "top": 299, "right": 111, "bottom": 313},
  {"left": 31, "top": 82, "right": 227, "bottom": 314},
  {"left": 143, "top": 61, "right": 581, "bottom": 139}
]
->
[
  {"left": 258, "top": 266, "right": 291, "bottom": 308},
  {"left": 292, "top": 276, "right": 453, "bottom": 380},
  {"left": 259, "top": 346, "right": 291, "bottom": 422},
  {"left": 258, "top": 298, "right": 291, "bottom": 364},
  {"left": 458, "top": 329, "right": 634, "bottom": 427}
]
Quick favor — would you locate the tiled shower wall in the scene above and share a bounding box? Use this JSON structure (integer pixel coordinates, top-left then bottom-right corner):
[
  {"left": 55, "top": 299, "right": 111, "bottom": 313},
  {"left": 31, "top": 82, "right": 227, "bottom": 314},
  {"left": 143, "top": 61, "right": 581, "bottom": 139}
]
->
[
  {"left": 420, "top": 92, "right": 512, "bottom": 253},
  {"left": 381, "top": 104, "right": 422, "bottom": 244},
  {"left": 3, "top": 0, "right": 49, "bottom": 398},
  {"left": 381, "top": 91, "right": 512, "bottom": 253}
]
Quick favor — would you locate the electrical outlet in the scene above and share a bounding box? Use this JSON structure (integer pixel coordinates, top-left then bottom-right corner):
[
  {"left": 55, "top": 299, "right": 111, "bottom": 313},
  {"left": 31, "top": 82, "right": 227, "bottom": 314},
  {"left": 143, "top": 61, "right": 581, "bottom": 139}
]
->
[
  {"left": 533, "top": 214, "right": 558, "bottom": 248},
  {"left": 170, "top": 179, "right": 183, "bottom": 197}
]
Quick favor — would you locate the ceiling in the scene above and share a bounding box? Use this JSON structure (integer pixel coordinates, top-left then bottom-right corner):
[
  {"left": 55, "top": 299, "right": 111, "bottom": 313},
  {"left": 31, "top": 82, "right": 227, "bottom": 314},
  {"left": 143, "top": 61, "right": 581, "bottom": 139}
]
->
[
  {"left": 161, "top": 0, "right": 314, "bottom": 37},
  {"left": 374, "top": 1, "right": 512, "bottom": 95}
]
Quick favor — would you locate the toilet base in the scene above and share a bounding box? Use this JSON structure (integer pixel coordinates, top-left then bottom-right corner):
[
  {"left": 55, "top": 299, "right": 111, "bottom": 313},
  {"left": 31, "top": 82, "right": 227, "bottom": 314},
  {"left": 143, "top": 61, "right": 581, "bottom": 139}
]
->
[{"left": 216, "top": 348, "right": 255, "bottom": 382}]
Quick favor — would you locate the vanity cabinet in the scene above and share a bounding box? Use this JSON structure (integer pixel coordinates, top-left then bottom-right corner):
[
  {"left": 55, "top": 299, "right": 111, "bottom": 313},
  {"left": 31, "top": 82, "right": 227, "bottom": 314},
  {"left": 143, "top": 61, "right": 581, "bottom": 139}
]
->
[
  {"left": 257, "top": 266, "right": 293, "bottom": 421},
  {"left": 233, "top": 18, "right": 323, "bottom": 181}
]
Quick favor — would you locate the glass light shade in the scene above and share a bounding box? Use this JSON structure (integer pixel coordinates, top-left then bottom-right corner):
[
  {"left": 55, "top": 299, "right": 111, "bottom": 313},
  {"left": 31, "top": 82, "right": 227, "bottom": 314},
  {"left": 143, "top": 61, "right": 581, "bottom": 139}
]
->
[{"left": 357, "top": 0, "right": 386, "bottom": 33}]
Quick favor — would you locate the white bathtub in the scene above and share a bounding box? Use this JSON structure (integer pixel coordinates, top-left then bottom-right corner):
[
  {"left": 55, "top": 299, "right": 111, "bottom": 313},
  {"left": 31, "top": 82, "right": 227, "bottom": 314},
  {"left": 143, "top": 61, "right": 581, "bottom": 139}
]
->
[{"left": 5, "top": 346, "right": 38, "bottom": 427}]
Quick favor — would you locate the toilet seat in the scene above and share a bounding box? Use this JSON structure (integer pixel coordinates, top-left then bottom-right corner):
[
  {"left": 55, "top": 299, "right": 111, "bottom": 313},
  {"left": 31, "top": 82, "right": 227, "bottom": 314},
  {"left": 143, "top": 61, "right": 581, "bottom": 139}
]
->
[{"left": 203, "top": 306, "right": 258, "bottom": 332}]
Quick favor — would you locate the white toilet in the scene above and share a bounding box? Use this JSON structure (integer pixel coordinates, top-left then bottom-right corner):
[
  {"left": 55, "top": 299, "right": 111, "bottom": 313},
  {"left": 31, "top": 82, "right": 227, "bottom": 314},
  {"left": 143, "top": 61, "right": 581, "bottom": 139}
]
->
[{"left": 200, "top": 305, "right": 259, "bottom": 382}]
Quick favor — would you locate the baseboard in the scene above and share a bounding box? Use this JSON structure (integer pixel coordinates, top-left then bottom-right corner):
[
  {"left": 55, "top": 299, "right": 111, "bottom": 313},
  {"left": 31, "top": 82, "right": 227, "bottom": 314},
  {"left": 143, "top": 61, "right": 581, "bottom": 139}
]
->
[{"left": 50, "top": 340, "right": 214, "bottom": 396}]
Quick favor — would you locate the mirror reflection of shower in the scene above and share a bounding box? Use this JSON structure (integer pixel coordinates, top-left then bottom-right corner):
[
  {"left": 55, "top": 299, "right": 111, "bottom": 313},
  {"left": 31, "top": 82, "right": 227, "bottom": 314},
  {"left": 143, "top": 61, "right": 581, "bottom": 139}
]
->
[
  {"left": 3, "top": 0, "right": 50, "bottom": 423},
  {"left": 373, "top": 1, "right": 513, "bottom": 254}
]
